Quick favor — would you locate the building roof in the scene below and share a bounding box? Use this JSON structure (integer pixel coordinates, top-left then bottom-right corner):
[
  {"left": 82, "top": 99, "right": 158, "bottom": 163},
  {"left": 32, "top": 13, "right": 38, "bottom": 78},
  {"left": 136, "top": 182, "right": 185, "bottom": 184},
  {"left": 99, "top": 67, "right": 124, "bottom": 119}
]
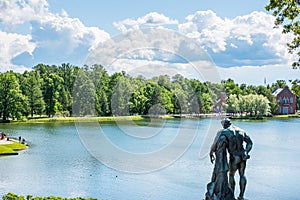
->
[
  {"left": 272, "top": 86, "right": 296, "bottom": 97},
  {"left": 272, "top": 88, "right": 283, "bottom": 96}
]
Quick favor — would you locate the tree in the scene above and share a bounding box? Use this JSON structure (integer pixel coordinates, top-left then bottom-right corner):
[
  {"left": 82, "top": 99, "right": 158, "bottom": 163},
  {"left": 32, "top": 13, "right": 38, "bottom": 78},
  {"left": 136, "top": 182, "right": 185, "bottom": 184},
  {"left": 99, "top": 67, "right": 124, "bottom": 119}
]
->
[
  {"left": 111, "top": 77, "right": 135, "bottom": 116},
  {"left": 223, "top": 79, "right": 242, "bottom": 95},
  {"left": 291, "top": 79, "right": 300, "bottom": 110},
  {"left": 43, "top": 73, "right": 63, "bottom": 117},
  {"left": 256, "top": 85, "right": 278, "bottom": 114},
  {"left": 251, "top": 94, "right": 271, "bottom": 116},
  {"left": 226, "top": 94, "right": 240, "bottom": 115},
  {"left": 266, "top": 1, "right": 300, "bottom": 68},
  {"left": 72, "top": 69, "right": 96, "bottom": 116},
  {"left": 171, "top": 85, "right": 189, "bottom": 114},
  {"left": 57, "top": 63, "right": 79, "bottom": 115},
  {"left": 200, "top": 93, "right": 213, "bottom": 114},
  {"left": 0, "top": 72, "right": 28, "bottom": 120},
  {"left": 21, "top": 71, "right": 45, "bottom": 117}
]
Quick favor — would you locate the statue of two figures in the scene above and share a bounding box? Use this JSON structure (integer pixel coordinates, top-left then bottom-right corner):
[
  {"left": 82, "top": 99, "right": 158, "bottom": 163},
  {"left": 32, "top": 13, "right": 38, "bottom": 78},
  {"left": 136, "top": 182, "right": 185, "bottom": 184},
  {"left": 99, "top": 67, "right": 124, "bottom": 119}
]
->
[{"left": 205, "top": 118, "right": 253, "bottom": 200}]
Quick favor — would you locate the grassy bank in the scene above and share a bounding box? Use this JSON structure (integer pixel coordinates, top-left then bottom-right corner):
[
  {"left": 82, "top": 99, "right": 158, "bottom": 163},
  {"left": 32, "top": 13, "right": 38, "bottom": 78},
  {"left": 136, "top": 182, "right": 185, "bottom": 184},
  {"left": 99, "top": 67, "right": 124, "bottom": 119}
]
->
[
  {"left": 0, "top": 141, "right": 27, "bottom": 156},
  {"left": 222, "top": 113, "right": 300, "bottom": 120},
  {"left": 2, "top": 192, "right": 98, "bottom": 200},
  {"left": 271, "top": 114, "right": 300, "bottom": 119},
  {"left": 1, "top": 113, "right": 300, "bottom": 124},
  {"left": 2, "top": 115, "right": 180, "bottom": 123}
]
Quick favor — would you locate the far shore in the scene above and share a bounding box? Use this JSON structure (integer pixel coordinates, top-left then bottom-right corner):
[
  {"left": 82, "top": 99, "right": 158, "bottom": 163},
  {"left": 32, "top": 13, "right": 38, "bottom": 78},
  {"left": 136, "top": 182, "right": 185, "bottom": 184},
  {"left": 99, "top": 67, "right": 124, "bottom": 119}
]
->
[{"left": 0, "top": 113, "right": 299, "bottom": 124}]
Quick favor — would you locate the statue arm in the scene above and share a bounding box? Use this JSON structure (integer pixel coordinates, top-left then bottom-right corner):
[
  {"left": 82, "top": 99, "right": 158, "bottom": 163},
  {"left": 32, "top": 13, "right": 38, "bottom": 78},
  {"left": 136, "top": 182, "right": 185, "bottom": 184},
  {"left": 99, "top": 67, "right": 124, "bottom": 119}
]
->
[
  {"left": 209, "top": 131, "right": 222, "bottom": 163},
  {"left": 243, "top": 133, "right": 253, "bottom": 159},
  {"left": 244, "top": 134, "right": 253, "bottom": 153}
]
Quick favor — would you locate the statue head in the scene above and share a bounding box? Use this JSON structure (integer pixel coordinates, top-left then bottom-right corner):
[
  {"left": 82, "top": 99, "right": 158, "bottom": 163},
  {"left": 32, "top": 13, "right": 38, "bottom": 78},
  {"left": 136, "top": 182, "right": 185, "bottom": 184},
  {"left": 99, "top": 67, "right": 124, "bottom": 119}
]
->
[{"left": 221, "top": 118, "right": 231, "bottom": 129}]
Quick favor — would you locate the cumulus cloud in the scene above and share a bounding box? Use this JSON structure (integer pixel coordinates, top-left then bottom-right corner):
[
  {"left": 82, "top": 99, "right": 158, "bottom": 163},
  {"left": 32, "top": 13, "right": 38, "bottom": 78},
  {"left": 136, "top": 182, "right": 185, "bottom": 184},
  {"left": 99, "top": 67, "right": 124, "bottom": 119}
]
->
[
  {"left": 178, "top": 10, "right": 295, "bottom": 67},
  {"left": 0, "top": 0, "right": 110, "bottom": 71},
  {"left": 86, "top": 29, "right": 220, "bottom": 83},
  {"left": 113, "top": 12, "right": 178, "bottom": 33},
  {"left": 0, "top": 0, "right": 49, "bottom": 29},
  {"left": 218, "top": 64, "right": 300, "bottom": 86},
  {"left": 0, "top": 30, "right": 36, "bottom": 72}
]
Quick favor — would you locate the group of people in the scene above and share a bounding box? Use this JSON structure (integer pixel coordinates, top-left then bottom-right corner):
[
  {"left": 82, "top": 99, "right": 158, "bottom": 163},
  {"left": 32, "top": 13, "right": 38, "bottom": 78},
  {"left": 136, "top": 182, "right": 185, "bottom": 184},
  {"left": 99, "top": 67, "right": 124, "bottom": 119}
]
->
[
  {"left": 0, "top": 131, "right": 26, "bottom": 144},
  {"left": 0, "top": 131, "right": 8, "bottom": 141},
  {"left": 205, "top": 118, "right": 253, "bottom": 200}
]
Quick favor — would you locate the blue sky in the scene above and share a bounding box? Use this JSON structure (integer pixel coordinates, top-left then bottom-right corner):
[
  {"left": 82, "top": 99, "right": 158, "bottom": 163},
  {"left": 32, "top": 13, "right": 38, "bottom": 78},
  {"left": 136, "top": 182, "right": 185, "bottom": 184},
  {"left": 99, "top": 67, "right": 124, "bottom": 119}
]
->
[{"left": 0, "top": 0, "right": 299, "bottom": 85}]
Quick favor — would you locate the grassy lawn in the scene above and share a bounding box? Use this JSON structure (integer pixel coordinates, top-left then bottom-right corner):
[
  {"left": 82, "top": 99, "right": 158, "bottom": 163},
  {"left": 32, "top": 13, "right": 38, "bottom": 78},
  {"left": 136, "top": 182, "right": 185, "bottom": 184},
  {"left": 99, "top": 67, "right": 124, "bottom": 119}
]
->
[
  {"left": 0, "top": 141, "right": 27, "bottom": 156},
  {"left": 271, "top": 114, "right": 300, "bottom": 119},
  {"left": 6, "top": 115, "right": 180, "bottom": 123},
  {"left": 25, "top": 115, "right": 145, "bottom": 122}
]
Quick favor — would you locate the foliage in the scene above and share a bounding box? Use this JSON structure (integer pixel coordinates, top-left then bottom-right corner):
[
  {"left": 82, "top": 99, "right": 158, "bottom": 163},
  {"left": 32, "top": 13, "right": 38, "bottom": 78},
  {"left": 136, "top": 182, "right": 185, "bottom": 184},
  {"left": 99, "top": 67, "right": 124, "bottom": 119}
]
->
[
  {"left": 0, "top": 64, "right": 299, "bottom": 120},
  {"left": 265, "top": 0, "right": 300, "bottom": 68},
  {"left": 291, "top": 79, "right": 300, "bottom": 110},
  {"left": 0, "top": 72, "right": 28, "bottom": 120},
  {"left": 226, "top": 94, "right": 271, "bottom": 117}
]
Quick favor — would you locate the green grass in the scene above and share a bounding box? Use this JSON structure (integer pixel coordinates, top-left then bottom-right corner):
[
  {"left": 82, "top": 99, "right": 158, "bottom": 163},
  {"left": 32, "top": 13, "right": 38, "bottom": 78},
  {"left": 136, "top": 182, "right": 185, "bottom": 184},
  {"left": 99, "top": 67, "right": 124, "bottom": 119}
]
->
[
  {"left": 271, "top": 114, "right": 300, "bottom": 119},
  {"left": 11, "top": 115, "right": 178, "bottom": 123},
  {"left": 0, "top": 146, "right": 17, "bottom": 155},
  {"left": 0, "top": 141, "right": 27, "bottom": 156}
]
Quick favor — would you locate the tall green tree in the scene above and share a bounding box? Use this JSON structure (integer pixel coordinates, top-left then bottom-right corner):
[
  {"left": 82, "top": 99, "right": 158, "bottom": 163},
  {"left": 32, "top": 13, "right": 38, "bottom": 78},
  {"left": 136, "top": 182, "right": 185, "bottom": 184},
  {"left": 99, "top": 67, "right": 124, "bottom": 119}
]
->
[
  {"left": 266, "top": 0, "right": 300, "bottom": 67},
  {"left": 291, "top": 79, "right": 300, "bottom": 110},
  {"left": 43, "top": 73, "right": 63, "bottom": 117},
  {"left": 21, "top": 71, "right": 45, "bottom": 117},
  {"left": 111, "top": 77, "right": 135, "bottom": 116},
  {"left": 57, "top": 63, "right": 79, "bottom": 115},
  {"left": 0, "top": 72, "right": 28, "bottom": 120},
  {"left": 226, "top": 94, "right": 240, "bottom": 115}
]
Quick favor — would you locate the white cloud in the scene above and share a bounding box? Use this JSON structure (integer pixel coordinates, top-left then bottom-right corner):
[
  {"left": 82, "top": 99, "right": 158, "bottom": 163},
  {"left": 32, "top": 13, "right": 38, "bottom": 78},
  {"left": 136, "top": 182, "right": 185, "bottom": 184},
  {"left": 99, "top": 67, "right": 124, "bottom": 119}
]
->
[
  {"left": 178, "top": 10, "right": 295, "bottom": 67},
  {"left": 218, "top": 64, "right": 300, "bottom": 86},
  {"left": 86, "top": 29, "right": 221, "bottom": 83},
  {"left": 0, "top": 0, "right": 49, "bottom": 29},
  {"left": 0, "top": 0, "right": 110, "bottom": 71},
  {"left": 0, "top": 30, "right": 36, "bottom": 72},
  {"left": 113, "top": 12, "right": 178, "bottom": 33}
]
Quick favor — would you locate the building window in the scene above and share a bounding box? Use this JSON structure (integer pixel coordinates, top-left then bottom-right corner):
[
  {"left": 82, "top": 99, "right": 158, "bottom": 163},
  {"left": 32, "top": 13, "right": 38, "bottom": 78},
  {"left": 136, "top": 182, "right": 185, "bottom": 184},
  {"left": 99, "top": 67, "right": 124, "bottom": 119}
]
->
[
  {"left": 290, "top": 97, "right": 293, "bottom": 104},
  {"left": 283, "top": 97, "right": 289, "bottom": 104},
  {"left": 290, "top": 107, "right": 293, "bottom": 113},
  {"left": 283, "top": 107, "right": 288, "bottom": 114}
]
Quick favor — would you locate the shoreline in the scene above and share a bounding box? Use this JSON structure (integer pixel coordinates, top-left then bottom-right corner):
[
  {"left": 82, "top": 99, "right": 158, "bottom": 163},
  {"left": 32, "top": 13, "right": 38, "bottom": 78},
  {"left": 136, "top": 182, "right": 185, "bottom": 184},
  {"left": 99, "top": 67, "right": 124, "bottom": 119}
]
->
[{"left": 0, "top": 113, "right": 299, "bottom": 124}]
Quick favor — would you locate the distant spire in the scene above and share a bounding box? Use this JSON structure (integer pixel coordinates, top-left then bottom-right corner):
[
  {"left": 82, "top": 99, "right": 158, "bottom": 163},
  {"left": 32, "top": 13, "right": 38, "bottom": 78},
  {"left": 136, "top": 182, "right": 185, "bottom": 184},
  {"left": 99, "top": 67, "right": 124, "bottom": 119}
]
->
[{"left": 264, "top": 77, "right": 267, "bottom": 85}]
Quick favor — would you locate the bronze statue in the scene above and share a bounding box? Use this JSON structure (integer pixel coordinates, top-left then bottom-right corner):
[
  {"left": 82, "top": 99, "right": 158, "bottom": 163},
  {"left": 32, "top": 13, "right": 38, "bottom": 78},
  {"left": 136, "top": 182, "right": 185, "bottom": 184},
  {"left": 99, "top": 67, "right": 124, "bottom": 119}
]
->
[
  {"left": 205, "top": 127, "right": 235, "bottom": 200},
  {"left": 206, "top": 118, "right": 253, "bottom": 200}
]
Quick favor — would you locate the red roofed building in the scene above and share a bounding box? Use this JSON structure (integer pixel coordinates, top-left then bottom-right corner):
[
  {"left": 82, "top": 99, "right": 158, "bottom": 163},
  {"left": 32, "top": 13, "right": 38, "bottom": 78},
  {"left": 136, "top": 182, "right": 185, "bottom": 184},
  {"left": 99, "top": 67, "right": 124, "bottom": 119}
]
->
[{"left": 272, "top": 86, "right": 296, "bottom": 114}]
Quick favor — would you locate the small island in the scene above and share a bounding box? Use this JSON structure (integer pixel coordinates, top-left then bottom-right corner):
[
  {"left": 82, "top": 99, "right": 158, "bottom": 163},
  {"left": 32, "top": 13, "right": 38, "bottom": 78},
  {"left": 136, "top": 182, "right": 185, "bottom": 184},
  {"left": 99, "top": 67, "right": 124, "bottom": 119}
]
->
[{"left": 0, "top": 134, "right": 28, "bottom": 156}]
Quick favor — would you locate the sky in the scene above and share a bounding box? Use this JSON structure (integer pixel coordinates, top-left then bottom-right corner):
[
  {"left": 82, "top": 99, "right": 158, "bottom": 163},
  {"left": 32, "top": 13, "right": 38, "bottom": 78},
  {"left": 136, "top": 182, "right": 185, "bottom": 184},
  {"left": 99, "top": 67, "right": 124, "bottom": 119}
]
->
[{"left": 0, "top": 0, "right": 299, "bottom": 85}]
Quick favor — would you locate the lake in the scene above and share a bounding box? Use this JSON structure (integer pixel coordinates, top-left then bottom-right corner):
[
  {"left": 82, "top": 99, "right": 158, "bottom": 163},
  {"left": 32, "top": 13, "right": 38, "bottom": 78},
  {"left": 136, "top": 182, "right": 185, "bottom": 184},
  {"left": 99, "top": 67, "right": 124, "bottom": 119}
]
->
[{"left": 0, "top": 118, "right": 299, "bottom": 200}]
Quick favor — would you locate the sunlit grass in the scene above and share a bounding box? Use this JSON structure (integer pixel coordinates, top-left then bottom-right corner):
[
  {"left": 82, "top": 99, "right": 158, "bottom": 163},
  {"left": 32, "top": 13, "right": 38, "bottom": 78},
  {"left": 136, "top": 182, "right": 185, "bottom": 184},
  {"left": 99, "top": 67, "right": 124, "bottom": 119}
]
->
[{"left": 0, "top": 141, "right": 27, "bottom": 156}]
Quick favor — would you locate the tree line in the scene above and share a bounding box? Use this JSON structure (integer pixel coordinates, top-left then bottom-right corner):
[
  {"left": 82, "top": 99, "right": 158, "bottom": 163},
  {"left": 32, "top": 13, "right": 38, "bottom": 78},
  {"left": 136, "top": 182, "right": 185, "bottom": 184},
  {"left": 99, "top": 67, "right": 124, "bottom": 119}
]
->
[{"left": 0, "top": 63, "right": 299, "bottom": 121}]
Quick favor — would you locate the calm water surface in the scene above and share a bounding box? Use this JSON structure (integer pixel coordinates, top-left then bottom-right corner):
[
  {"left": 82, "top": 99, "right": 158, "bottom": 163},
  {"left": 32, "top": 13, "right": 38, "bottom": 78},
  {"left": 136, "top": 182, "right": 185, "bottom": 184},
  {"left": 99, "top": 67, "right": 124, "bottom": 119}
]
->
[{"left": 0, "top": 118, "right": 299, "bottom": 200}]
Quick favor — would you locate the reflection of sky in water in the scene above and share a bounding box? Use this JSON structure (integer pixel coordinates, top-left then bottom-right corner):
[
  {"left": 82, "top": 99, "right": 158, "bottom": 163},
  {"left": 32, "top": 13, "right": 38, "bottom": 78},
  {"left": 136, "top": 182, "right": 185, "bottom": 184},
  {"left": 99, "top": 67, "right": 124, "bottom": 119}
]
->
[{"left": 0, "top": 119, "right": 299, "bottom": 199}]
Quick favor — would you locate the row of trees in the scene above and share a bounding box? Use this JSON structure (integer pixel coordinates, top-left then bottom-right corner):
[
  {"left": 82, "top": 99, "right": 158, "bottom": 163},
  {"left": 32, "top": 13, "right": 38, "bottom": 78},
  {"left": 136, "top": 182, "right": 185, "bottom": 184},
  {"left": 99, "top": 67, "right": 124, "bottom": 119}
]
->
[
  {"left": 0, "top": 63, "right": 299, "bottom": 120},
  {"left": 226, "top": 94, "right": 271, "bottom": 117}
]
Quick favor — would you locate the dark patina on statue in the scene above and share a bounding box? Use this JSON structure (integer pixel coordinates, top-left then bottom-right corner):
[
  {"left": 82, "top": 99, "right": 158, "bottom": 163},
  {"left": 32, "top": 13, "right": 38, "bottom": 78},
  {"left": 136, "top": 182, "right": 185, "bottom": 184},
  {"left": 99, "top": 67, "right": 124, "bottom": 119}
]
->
[{"left": 205, "top": 118, "right": 253, "bottom": 200}]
